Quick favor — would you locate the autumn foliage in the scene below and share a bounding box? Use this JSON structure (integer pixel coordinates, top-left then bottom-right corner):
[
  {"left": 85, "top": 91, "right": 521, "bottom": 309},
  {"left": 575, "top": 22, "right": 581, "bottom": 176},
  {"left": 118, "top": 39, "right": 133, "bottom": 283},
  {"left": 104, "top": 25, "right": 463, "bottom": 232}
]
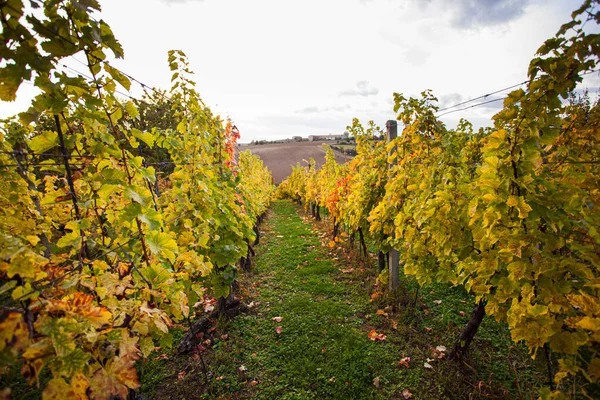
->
[
  {"left": 278, "top": 1, "right": 600, "bottom": 397},
  {"left": 0, "top": 1, "right": 274, "bottom": 398}
]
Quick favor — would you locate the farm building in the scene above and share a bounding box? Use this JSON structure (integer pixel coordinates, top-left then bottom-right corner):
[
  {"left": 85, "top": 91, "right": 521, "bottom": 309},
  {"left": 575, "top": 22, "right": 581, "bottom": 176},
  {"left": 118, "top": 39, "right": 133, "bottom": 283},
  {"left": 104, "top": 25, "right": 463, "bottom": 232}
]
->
[{"left": 308, "top": 134, "right": 345, "bottom": 141}]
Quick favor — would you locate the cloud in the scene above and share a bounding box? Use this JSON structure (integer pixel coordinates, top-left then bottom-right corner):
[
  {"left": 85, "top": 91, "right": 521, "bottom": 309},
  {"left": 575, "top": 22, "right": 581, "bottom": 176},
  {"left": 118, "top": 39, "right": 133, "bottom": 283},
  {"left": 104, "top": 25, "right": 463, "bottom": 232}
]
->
[
  {"left": 438, "top": 92, "right": 463, "bottom": 109},
  {"left": 448, "top": 0, "right": 531, "bottom": 28},
  {"left": 295, "top": 106, "right": 321, "bottom": 114},
  {"left": 339, "top": 81, "right": 379, "bottom": 97},
  {"left": 159, "top": 0, "right": 203, "bottom": 3},
  {"left": 295, "top": 104, "right": 351, "bottom": 114}
]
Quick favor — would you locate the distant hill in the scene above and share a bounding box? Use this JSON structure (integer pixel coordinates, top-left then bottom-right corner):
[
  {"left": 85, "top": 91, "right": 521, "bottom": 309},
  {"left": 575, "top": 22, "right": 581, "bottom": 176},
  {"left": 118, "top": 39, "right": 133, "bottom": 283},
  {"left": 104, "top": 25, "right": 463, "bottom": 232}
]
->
[{"left": 240, "top": 141, "right": 351, "bottom": 184}]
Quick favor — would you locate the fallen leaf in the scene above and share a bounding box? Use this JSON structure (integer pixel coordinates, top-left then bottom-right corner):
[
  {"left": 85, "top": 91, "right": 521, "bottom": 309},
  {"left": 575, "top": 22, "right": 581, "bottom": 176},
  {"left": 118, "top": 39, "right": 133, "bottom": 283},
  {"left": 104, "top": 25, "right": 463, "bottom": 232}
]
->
[
  {"left": 177, "top": 371, "right": 186, "bottom": 381},
  {"left": 204, "top": 304, "right": 215, "bottom": 312},
  {"left": 398, "top": 357, "right": 411, "bottom": 368},
  {"left": 370, "top": 291, "right": 383, "bottom": 302},
  {"left": 373, "top": 376, "right": 380, "bottom": 388},
  {"left": 459, "top": 311, "right": 466, "bottom": 316},
  {"left": 424, "top": 362, "right": 433, "bottom": 369},
  {"left": 215, "top": 376, "right": 225, "bottom": 381},
  {"left": 401, "top": 388, "right": 413, "bottom": 399},
  {"left": 368, "top": 329, "right": 387, "bottom": 341},
  {"left": 238, "top": 365, "right": 247, "bottom": 372},
  {"left": 221, "top": 334, "right": 229, "bottom": 341},
  {"left": 434, "top": 345, "right": 447, "bottom": 359},
  {"left": 376, "top": 309, "right": 388, "bottom": 317},
  {"left": 425, "top": 327, "right": 432, "bottom": 332},
  {"left": 391, "top": 320, "right": 398, "bottom": 330},
  {"left": 321, "top": 348, "right": 326, "bottom": 353},
  {"left": 250, "top": 380, "right": 259, "bottom": 386},
  {"left": 275, "top": 326, "right": 283, "bottom": 335},
  {"left": 433, "top": 300, "right": 442, "bottom": 305},
  {"left": 329, "top": 377, "right": 335, "bottom": 382},
  {"left": 272, "top": 316, "right": 283, "bottom": 322}
]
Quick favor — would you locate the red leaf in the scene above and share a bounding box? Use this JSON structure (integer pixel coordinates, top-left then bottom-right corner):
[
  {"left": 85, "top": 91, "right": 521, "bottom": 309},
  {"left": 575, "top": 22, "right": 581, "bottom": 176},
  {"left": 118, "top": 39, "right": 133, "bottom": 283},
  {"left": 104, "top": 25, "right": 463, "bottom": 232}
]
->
[
  {"left": 275, "top": 326, "right": 283, "bottom": 335},
  {"left": 398, "top": 357, "right": 411, "bottom": 368}
]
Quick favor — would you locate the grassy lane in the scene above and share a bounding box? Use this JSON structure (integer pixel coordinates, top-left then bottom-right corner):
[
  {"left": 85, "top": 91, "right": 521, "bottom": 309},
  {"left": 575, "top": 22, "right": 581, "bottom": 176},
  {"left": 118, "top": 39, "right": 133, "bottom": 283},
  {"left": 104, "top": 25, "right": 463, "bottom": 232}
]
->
[
  {"left": 204, "top": 200, "right": 419, "bottom": 399},
  {"left": 141, "top": 200, "right": 547, "bottom": 399}
]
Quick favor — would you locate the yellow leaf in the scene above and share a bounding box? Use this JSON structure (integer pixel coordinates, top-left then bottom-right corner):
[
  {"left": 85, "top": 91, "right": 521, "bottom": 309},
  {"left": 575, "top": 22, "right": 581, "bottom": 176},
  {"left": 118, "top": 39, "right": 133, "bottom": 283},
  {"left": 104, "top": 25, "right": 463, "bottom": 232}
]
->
[
  {"left": 43, "top": 378, "right": 70, "bottom": 400},
  {"left": 42, "top": 373, "right": 89, "bottom": 400},
  {"left": 25, "top": 235, "right": 40, "bottom": 247},
  {"left": 89, "top": 356, "right": 139, "bottom": 400},
  {"left": 575, "top": 316, "right": 600, "bottom": 332},
  {"left": 517, "top": 197, "right": 533, "bottom": 219},
  {"left": 0, "top": 311, "right": 29, "bottom": 354}
]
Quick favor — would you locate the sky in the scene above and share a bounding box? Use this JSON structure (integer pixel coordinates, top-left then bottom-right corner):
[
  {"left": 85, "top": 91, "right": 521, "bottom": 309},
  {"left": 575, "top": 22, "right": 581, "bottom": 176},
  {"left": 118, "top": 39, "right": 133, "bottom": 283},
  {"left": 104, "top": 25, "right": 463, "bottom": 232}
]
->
[{"left": 3, "top": 0, "right": 600, "bottom": 142}]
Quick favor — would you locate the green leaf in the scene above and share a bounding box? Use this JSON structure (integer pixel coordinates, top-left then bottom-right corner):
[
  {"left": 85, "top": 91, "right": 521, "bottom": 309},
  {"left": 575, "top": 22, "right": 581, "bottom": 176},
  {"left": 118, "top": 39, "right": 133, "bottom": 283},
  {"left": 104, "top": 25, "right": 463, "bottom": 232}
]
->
[
  {"left": 132, "top": 128, "right": 155, "bottom": 148},
  {"left": 146, "top": 232, "right": 178, "bottom": 262},
  {"left": 125, "top": 101, "right": 138, "bottom": 119},
  {"left": 28, "top": 131, "right": 58, "bottom": 153},
  {"left": 124, "top": 185, "right": 149, "bottom": 206}
]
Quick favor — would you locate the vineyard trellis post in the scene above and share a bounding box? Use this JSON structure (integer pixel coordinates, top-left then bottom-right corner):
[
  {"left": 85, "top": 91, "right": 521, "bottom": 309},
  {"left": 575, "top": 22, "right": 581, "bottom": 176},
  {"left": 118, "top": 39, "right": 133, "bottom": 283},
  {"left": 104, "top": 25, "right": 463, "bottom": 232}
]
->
[{"left": 386, "top": 120, "right": 400, "bottom": 291}]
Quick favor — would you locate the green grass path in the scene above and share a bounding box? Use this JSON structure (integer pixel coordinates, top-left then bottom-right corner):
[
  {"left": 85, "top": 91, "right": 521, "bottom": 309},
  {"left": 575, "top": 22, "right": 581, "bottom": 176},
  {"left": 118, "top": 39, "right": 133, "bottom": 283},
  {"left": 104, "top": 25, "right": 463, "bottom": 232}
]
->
[
  {"left": 142, "top": 199, "right": 546, "bottom": 399},
  {"left": 207, "top": 200, "right": 419, "bottom": 399}
]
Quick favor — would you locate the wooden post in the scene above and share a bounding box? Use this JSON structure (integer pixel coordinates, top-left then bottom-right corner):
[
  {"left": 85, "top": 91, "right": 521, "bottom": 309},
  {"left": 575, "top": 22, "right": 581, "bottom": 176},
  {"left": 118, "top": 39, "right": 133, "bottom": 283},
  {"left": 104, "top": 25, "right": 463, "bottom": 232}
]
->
[{"left": 386, "top": 120, "right": 400, "bottom": 291}]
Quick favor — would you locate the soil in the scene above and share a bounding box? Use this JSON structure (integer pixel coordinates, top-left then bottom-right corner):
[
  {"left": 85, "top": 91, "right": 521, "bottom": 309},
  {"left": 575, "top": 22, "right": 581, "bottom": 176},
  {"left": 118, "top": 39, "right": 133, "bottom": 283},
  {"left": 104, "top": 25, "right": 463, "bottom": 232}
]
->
[{"left": 240, "top": 141, "right": 350, "bottom": 184}]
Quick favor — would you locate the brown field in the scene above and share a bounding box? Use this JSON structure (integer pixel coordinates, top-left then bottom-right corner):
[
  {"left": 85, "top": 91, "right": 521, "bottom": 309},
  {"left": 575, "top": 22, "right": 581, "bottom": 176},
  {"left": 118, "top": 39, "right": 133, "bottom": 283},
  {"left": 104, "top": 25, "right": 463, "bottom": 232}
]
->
[{"left": 239, "top": 141, "right": 351, "bottom": 184}]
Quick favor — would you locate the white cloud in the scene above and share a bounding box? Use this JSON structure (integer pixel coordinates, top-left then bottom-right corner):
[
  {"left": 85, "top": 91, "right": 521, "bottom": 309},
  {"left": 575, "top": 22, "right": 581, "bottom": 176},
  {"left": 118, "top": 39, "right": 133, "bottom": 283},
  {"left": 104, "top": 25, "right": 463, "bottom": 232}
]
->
[
  {"left": 158, "top": 0, "right": 203, "bottom": 3},
  {"left": 1, "top": 0, "right": 591, "bottom": 143},
  {"left": 339, "top": 81, "right": 379, "bottom": 97}
]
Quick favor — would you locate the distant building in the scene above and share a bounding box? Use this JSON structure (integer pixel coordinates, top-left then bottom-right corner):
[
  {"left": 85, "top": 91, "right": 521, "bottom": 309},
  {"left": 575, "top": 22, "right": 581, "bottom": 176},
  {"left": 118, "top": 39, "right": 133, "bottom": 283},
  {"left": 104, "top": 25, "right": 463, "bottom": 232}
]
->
[{"left": 308, "top": 134, "right": 345, "bottom": 142}]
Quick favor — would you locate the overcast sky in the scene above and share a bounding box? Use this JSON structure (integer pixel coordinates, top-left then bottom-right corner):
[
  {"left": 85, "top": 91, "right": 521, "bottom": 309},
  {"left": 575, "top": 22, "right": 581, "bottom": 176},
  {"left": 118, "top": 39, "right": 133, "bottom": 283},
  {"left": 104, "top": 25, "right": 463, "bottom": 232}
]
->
[{"left": 3, "top": 0, "right": 600, "bottom": 142}]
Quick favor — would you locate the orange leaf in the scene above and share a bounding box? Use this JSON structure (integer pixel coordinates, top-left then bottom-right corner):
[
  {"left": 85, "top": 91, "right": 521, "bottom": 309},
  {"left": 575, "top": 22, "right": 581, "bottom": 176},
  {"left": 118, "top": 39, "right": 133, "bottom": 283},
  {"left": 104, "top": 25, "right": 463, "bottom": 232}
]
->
[
  {"left": 368, "top": 329, "right": 386, "bottom": 341},
  {"left": 376, "top": 309, "right": 388, "bottom": 317},
  {"left": 370, "top": 291, "right": 383, "bottom": 302}
]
